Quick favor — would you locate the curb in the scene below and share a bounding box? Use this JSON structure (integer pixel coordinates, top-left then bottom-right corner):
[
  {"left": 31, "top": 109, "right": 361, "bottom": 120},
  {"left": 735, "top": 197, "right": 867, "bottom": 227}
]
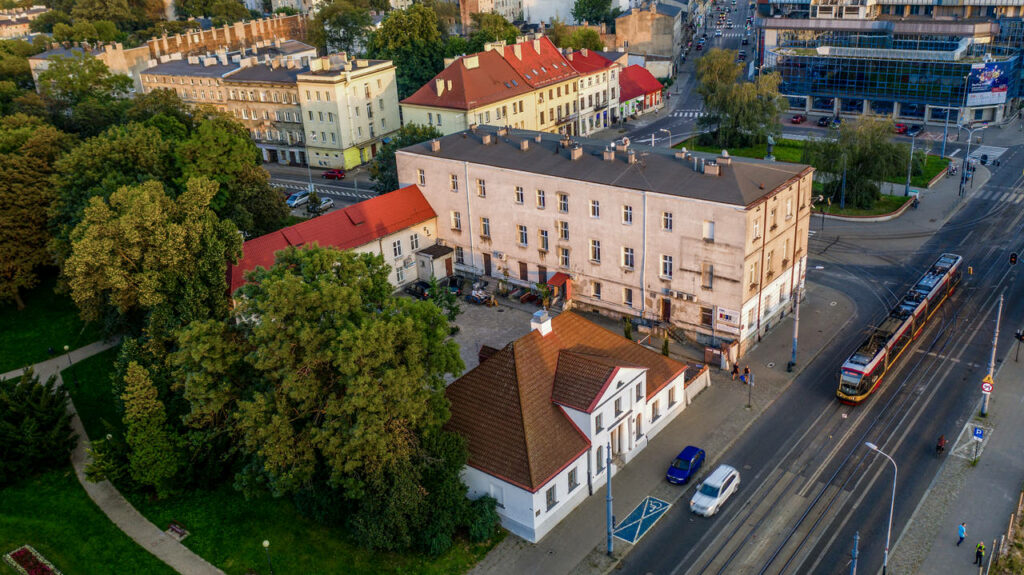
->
[{"left": 815, "top": 195, "right": 914, "bottom": 223}]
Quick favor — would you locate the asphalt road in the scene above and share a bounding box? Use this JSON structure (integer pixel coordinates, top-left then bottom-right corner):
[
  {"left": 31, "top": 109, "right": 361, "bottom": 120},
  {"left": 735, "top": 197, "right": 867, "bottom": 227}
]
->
[{"left": 618, "top": 144, "right": 1024, "bottom": 574}]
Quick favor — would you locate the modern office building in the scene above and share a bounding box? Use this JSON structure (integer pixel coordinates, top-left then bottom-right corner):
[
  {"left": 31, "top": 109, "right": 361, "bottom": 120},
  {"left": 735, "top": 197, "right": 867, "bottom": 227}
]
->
[
  {"left": 396, "top": 126, "right": 815, "bottom": 356},
  {"left": 757, "top": 0, "right": 1024, "bottom": 125}
]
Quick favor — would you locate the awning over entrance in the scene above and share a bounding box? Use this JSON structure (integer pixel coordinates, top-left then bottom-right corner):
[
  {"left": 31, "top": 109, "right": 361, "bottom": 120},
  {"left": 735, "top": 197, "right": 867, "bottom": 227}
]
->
[{"left": 547, "top": 272, "right": 570, "bottom": 287}]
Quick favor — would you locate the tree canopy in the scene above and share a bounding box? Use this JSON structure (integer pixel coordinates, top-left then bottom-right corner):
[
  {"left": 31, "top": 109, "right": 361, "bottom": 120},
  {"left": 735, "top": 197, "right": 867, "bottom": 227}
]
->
[
  {"left": 308, "top": 0, "right": 372, "bottom": 56},
  {"left": 368, "top": 123, "right": 442, "bottom": 194},
  {"left": 36, "top": 51, "right": 133, "bottom": 136},
  {"left": 467, "top": 12, "right": 518, "bottom": 52},
  {"left": 367, "top": 4, "right": 444, "bottom": 99},
  {"left": 696, "top": 48, "right": 785, "bottom": 148},
  {"left": 0, "top": 369, "right": 77, "bottom": 487},
  {"left": 572, "top": 0, "right": 615, "bottom": 25}
]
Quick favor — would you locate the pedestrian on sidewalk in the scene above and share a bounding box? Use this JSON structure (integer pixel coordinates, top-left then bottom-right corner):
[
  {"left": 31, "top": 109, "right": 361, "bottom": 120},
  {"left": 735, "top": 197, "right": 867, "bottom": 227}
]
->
[
  {"left": 957, "top": 522, "right": 966, "bottom": 546},
  {"left": 975, "top": 541, "right": 985, "bottom": 565},
  {"left": 731, "top": 363, "right": 740, "bottom": 380},
  {"left": 743, "top": 366, "right": 750, "bottom": 383}
]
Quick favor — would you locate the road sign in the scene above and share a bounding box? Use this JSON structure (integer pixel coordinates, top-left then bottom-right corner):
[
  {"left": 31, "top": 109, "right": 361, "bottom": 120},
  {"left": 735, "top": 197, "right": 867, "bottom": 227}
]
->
[
  {"left": 982, "top": 382, "right": 994, "bottom": 393},
  {"left": 982, "top": 374, "right": 994, "bottom": 384},
  {"left": 973, "top": 426, "right": 985, "bottom": 441}
]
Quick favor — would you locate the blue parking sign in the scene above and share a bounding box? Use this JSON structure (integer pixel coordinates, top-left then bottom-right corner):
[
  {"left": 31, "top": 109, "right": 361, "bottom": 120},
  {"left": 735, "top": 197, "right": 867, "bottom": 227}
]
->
[{"left": 973, "top": 426, "right": 984, "bottom": 441}]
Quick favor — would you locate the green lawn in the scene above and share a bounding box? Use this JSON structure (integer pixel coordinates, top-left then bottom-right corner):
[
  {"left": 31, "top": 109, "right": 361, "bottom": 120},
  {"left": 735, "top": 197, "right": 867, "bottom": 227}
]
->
[
  {"left": 910, "top": 154, "right": 950, "bottom": 187},
  {"left": 0, "top": 273, "right": 103, "bottom": 374},
  {"left": 61, "top": 346, "right": 123, "bottom": 441},
  {"left": 0, "top": 466, "right": 176, "bottom": 575},
  {"left": 819, "top": 194, "right": 911, "bottom": 217},
  {"left": 61, "top": 345, "right": 504, "bottom": 575},
  {"left": 675, "top": 137, "right": 806, "bottom": 163}
]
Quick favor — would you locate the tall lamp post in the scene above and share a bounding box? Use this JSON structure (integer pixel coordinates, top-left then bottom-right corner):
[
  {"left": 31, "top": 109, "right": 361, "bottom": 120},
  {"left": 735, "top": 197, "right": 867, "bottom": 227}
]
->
[
  {"left": 262, "top": 540, "right": 274, "bottom": 575},
  {"left": 865, "top": 442, "right": 897, "bottom": 575},
  {"left": 62, "top": 345, "right": 76, "bottom": 384},
  {"left": 903, "top": 133, "right": 917, "bottom": 197},
  {"left": 957, "top": 123, "right": 987, "bottom": 198},
  {"left": 659, "top": 128, "right": 672, "bottom": 148},
  {"left": 941, "top": 74, "right": 969, "bottom": 159}
]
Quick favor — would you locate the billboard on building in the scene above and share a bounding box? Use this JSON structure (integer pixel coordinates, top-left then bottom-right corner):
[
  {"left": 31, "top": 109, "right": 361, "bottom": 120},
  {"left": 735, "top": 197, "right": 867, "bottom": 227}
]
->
[{"left": 967, "top": 62, "right": 1009, "bottom": 107}]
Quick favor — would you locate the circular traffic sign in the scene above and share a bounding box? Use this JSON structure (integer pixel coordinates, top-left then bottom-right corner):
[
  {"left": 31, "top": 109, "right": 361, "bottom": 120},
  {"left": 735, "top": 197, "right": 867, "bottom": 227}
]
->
[{"left": 982, "top": 382, "right": 994, "bottom": 393}]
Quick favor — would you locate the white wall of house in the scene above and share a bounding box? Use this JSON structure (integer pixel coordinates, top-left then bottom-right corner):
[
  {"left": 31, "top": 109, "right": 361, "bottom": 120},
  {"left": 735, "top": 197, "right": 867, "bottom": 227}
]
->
[
  {"left": 461, "top": 465, "right": 537, "bottom": 540},
  {"left": 350, "top": 217, "right": 437, "bottom": 288}
]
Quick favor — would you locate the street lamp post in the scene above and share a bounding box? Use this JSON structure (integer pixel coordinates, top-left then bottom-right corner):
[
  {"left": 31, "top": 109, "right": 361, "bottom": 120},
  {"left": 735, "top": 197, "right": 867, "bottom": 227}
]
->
[
  {"left": 659, "top": 128, "right": 672, "bottom": 148},
  {"left": 941, "top": 75, "right": 969, "bottom": 159},
  {"left": 864, "top": 442, "right": 897, "bottom": 575},
  {"left": 62, "top": 345, "right": 76, "bottom": 384},
  {"left": 903, "top": 133, "right": 916, "bottom": 197},
  {"left": 958, "top": 124, "right": 987, "bottom": 198},
  {"left": 262, "top": 540, "right": 274, "bottom": 575}
]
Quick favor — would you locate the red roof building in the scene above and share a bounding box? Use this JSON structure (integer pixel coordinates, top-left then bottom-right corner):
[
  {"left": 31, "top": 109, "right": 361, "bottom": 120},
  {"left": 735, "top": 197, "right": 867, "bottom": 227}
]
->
[
  {"left": 401, "top": 50, "right": 531, "bottom": 112},
  {"left": 496, "top": 35, "right": 578, "bottom": 89},
  {"left": 564, "top": 48, "right": 616, "bottom": 76},
  {"left": 228, "top": 185, "right": 436, "bottom": 293},
  {"left": 618, "top": 64, "right": 664, "bottom": 117},
  {"left": 565, "top": 48, "right": 622, "bottom": 136},
  {"left": 445, "top": 311, "right": 710, "bottom": 542}
]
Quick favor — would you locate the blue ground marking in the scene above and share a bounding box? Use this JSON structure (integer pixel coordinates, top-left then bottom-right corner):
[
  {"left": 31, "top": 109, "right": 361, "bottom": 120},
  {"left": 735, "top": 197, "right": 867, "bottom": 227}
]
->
[{"left": 613, "top": 496, "right": 671, "bottom": 544}]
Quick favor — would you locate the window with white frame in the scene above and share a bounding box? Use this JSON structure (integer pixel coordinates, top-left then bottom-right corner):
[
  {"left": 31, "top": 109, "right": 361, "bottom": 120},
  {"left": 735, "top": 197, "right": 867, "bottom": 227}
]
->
[
  {"left": 635, "top": 382, "right": 642, "bottom": 402},
  {"left": 481, "top": 217, "right": 491, "bottom": 237},
  {"left": 624, "top": 288, "right": 634, "bottom": 308},
  {"left": 558, "top": 221, "right": 569, "bottom": 240},
  {"left": 595, "top": 412, "right": 603, "bottom": 431},
  {"left": 392, "top": 240, "right": 402, "bottom": 258},
  {"left": 784, "top": 238, "right": 791, "bottom": 262},
  {"left": 451, "top": 211, "right": 461, "bottom": 230},
  {"left": 558, "top": 193, "right": 568, "bottom": 213},
  {"left": 568, "top": 467, "right": 579, "bottom": 492},
  {"left": 652, "top": 399, "right": 661, "bottom": 421},
  {"left": 536, "top": 189, "right": 546, "bottom": 209},
  {"left": 749, "top": 261, "right": 758, "bottom": 286},
  {"left": 396, "top": 266, "right": 405, "bottom": 283},
  {"left": 590, "top": 240, "right": 601, "bottom": 262},
  {"left": 596, "top": 445, "right": 604, "bottom": 471},
  {"left": 546, "top": 485, "right": 557, "bottom": 510},
  {"left": 410, "top": 233, "right": 420, "bottom": 250},
  {"left": 668, "top": 386, "right": 677, "bottom": 406},
  {"left": 518, "top": 225, "right": 528, "bottom": 246},
  {"left": 661, "top": 255, "right": 673, "bottom": 278},
  {"left": 539, "top": 229, "right": 549, "bottom": 251},
  {"left": 455, "top": 246, "right": 464, "bottom": 264},
  {"left": 559, "top": 247, "right": 570, "bottom": 268},
  {"left": 662, "top": 211, "right": 673, "bottom": 231},
  {"left": 590, "top": 200, "right": 600, "bottom": 218},
  {"left": 753, "top": 219, "right": 761, "bottom": 240},
  {"left": 703, "top": 220, "right": 715, "bottom": 242},
  {"left": 514, "top": 186, "right": 524, "bottom": 204},
  {"left": 477, "top": 179, "right": 486, "bottom": 197},
  {"left": 614, "top": 397, "right": 622, "bottom": 416},
  {"left": 622, "top": 205, "right": 633, "bottom": 224},
  {"left": 450, "top": 174, "right": 459, "bottom": 191},
  {"left": 592, "top": 281, "right": 602, "bottom": 300},
  {"left": 786, "top": 197, "right": 793, "bottom": 218},
  {"left": 622, "top": 247, "right": 635, "bottom": 269}
]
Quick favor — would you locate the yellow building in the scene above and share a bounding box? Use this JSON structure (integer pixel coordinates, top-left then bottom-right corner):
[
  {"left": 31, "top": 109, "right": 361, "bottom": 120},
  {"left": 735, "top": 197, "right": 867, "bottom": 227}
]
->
[{"left": 296, "top": 55, "right": 401, "bottom": 170}]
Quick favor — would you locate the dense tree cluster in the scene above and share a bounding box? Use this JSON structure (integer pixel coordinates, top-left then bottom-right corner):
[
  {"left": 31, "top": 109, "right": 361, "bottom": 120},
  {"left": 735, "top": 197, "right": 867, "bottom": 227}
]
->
[
  {"left": 696, "top": 48, "right": 786, "bottom": 148},
  {"left": 368, "top": 122, "right": 442, "bottom": 194},
  {"left": 547, "top": 19, "right": 605, "bottom": 51},
  {"left": 0, "top": 370, "right": 77, "bottom": 487}
]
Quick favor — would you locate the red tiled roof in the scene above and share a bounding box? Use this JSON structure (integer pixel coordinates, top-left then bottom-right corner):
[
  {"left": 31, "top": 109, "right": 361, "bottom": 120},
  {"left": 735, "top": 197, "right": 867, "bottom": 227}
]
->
[
  {"left": 565, "top": 49, "right": 616, "bottom": 75},
  {"left": 498, "top": 36, "right": 578, "bottom": 89},
  {"left": 401, "top": 50, "right": 531, "bottom": 110},
  {"left": 227, "top": 185, "right": 435, "bottom": 293},
  {"left": 444, "top": 312, "right": 687, "bottom": 492},
  {"left": 619, "top": 65, "right": 664, "bottom": 101}
]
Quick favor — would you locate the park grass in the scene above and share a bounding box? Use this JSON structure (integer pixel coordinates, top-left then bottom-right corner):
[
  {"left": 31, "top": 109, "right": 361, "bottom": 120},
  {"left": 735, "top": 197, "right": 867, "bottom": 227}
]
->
[
  {"left": 62, "top": 344, "right": 504, "bottom": 575},
  {"left": 910, "top": 154, "right": 949, "bottom": 187},
  {"left": 0, "top": 273, "right": 103, "bottom": 374},
  {"left": 0, "top": 466, "right": 176, "bottom": 575},
  {"left": 819, "top": 194, "right": 911, "bottom": 217},
  {"left": 61, "top": 346, "right": 123, "bottom": 441}
]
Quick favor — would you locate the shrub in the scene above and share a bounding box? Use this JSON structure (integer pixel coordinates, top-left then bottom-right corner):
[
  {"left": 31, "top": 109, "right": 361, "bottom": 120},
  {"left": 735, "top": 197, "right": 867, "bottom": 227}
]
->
[{"left": 0, "top": 369, "right": 77, "bottom": 486}]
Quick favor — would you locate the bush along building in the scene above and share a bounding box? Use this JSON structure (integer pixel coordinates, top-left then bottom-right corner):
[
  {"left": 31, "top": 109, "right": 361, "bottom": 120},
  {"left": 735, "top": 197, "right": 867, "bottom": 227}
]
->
[
  {"left": 756, "top": 0, "right": 1024, "bottom": 125},
  {"left": 396, "top": 126, "right": 815, "bottom": 358}
]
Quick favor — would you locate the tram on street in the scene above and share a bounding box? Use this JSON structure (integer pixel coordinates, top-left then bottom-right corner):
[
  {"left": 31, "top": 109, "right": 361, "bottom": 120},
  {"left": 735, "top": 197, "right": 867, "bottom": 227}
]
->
[{"left": 837, "top": 253, "right": 963, "bottom": 404}]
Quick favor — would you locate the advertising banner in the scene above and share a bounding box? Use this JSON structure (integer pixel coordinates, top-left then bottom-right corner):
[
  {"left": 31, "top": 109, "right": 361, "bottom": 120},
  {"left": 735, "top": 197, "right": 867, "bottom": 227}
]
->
[{"left": 966, "top": 62, "right": 1009, "bottom": 107}]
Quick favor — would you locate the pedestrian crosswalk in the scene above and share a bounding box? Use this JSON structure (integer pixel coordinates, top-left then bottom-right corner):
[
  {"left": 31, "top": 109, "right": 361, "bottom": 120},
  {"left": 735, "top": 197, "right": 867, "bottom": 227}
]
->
[
  {"left": 968, "top": 146, "right": 1009, "bottom": 163},
  {"left": 670, "top": 109, "right": 708, "bottom": 119},
  {"left": 272, "top": 182, "right": 376, "bottom": 201},
  {"left": 975, "top": 187, "right": 1024, "bottom": 204}
]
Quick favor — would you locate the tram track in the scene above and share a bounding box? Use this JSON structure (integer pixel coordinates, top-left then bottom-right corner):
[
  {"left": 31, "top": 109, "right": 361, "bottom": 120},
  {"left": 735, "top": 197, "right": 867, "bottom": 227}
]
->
[{"left": 684, "top": 193, "right": 1024, "bottom": 575}]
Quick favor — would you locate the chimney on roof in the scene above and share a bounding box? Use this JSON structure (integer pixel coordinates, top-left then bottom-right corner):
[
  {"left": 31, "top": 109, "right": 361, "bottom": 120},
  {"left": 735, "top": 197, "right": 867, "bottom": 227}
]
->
[
  {"left": 705, "top": 161, "right": 721, "bottom": 176},
  {"left": 718, "top": 155, "right": 732, "bottom": 165},
  {"left": 534, "top": 133, "right": 542, "bottom": 143},
  {"left": 627, "top": 149, "right": 637, "bottom": 164},
  {"left": 356, "top": 59, "right": 368, "bottom": 67},
  {"left": 570, "top": 144, "right": 583, "bottom": 160},
  {"left": 582, "top": 48, "right": 589, "bottom": 57},
  {"left": 531, "top": 310, "right": 552, "bottom": 336},
  {"left": 443, "top": 56, "right": 456, "bottom": 68},
  {"left": 446, "top": 79, "right": 452, "bottom": 91},
  {"left": 559, "top": 135, "right": 571, "bottom": 148},
  {"left": 430, "top": 139, "right": 441, "bottom": 152},
  {"left": 513, "top": 44, "right": 522, "bottom": 60},
  {"left": 520, "top": 139, "right": 529, "bottom": 151},
  {"left": 469, "top": 123, "right": 478, "bottom": 133},
  {"left": 435, "top": 78, "right": 445, "bottom": 96},
  {"left": 615, "top": 137, "right": 630, "bottom": 152},
  {"left": 533, "top": 38, "right": 541, "bottom": 53},
  {"left": 481, "top": 133, "right": 493, "bottom": 144},
  {"left": 464, "top": 54, "right": 479, "bottom": 69},
  {"left": 603, "top": 146, "right": 615, "bottom": 161},
  {"left": 497, "top": 127, "right": 509, "bottom": 137}
]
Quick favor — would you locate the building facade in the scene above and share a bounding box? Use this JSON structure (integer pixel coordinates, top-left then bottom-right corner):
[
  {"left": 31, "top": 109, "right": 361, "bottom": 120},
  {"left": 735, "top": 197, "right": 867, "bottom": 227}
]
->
[
  {"left": 460, "top": 0, "right": 524, "bottom": 29},
  {"left": 615, "top": 2, "right": 685, "bottom": 60},
  {"left": 396, "top": 127, "right": 814, "bottom": 354},
  {"left": 565, "top": 49, "right": 621, "bottom": 136},
  {"left": 496, "top": 35, "right": 583, "bottom": 135},
  {"left": 619, "top": 64, "right": 665, "bottom": 118},
  {"left": 757, "top": 2, "right": 1024, "bottom": 124}
]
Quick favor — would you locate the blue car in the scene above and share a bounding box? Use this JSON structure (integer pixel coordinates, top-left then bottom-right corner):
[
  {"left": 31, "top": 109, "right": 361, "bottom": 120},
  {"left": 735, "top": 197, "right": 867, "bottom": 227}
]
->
[
  {"left": 286, "top": 190, "right": 310, "bottom": 208},
  {"left": 667, "top": 446, "right": 706, "bottom": 485}
]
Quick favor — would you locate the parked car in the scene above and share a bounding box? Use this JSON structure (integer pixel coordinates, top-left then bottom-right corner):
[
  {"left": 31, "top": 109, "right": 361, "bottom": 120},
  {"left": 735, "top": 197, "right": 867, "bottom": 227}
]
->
[
  {"left": 690, "top": 464, "right": 741, "bottom": 517},
  {"left": 817, "top": 116, "right": 832, "bottom": 127},
  {"left": 906, "top": 124, "right": 923, "bottom": 137},
  {"left": 403, "top": 280, "right": 432, "bottom": 300},
  {"left": 741, "top": 37, "right": 749, "bottom": 45},
  {"left": 439, "top": 274, "right": 466, "bottom": 295},
  {"left": 894, "top": 123, "right": 908, "bottom": 134},
  {"left": 321, "top": 169, "right": 346, "bottom": 180},
  {"left": 791, "top": 114, "right": 806, "bottom": 124},
  {"left": 286, "top": 190, "right": 310, "bottom": 207},
  {"left": 313, "top": 197, "right": 334, "bottom": 212},
  {"left": 696, "top": 43, "right": 703, "bottom": 50},
  {"left": 667, "top": 446, "right": 706, "bottom": 485},
  {"left": 714, "top": 28, "right": 722, "bottom": 37}
]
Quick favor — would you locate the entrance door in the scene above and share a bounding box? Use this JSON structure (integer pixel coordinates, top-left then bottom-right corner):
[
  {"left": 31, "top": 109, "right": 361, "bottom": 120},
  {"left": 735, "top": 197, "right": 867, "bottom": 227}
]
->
[
  {"left": 538, "top": 265, "right": 547, "bottom": 284},
  {"left": 444, "top": 257, "right": 453, "bottom": 277},
  {"left": 661, "top": 298, "right": 672, "bottom": 323},
  {"left": 483, "top": 253, "right": 492, "bottom": 276},
  {"left": 267, "top": 149, "right": 278, "bottom": 163},
  {"left": 519, "top": 262, "right": 528, "bottom": 281},
  {"left": 371, "top": 143, "right": 378, "bottom": 156},
  {"left": 610, "top": 427, "right": 619, "bottom": 455}
]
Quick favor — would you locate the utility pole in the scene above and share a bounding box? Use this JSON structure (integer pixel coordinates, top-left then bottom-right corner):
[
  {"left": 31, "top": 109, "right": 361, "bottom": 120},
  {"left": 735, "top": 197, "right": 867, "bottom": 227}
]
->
[
  {"left": 606, "top": 442, "right": 614, "bottom": 557},
  {"left": 904, "top": 134, "right": 916, "bottom": 196},
  {"left": 982, "top": 294, "right": 1002, "bottom": 417},
  {"left": 840, "top": 154, "right": 847, "bottom": 209},
  {"left": 850, "top": 531, "right": 859, "bottom": 575},
  {"left": 787, "top": 278, "right": 800, "bottom": 372}
]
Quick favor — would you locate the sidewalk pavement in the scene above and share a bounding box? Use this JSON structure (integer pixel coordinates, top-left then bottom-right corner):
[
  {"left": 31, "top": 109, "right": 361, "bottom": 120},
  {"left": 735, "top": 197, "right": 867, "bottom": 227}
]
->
[
  {"left": 888, "top": 337, "right": 1024, "bottom": 574},
  {"left": 2, "top": 341, "right": 223, "bottom": 575},
  {"left": 469, "top": 280, "right": 857, "bottom": 575}
]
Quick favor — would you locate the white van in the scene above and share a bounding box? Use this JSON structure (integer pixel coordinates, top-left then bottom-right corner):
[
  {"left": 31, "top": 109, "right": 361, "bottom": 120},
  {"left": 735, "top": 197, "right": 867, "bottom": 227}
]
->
[{"left": 690, "top": 464, "right": 740, "bottom": 516}]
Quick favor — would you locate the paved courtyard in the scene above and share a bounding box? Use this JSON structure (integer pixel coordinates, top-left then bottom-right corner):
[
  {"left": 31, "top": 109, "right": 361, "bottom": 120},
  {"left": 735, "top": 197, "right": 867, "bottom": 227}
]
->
[{"left": 449, "top": 299, "right": 537, "bottom": 377}]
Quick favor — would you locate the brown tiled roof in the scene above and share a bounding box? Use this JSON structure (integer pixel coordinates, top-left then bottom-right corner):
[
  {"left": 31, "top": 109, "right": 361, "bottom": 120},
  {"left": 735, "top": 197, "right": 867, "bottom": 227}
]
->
[
  {"left": 401, "top": 50, "right": 531, "bottom": 110},
  {"left": 444, "top": 312, "right": 687, "bottom": 492},
  {"left": 551, "top": 351, "right": 641, "bottom": 413},
  {"left": 498, "top": 36, "right": 578, "bottom": 89}
]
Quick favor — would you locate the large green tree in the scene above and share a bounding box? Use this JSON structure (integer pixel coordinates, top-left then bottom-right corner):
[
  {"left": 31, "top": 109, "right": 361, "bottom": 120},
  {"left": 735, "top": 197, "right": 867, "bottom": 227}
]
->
[
  {"left": 572, "top": 0, "right": 613, "bottom": 25},
  {"left": 309, "top": 0, "right": 372, "bottom": 56},
  {"left": 0, "top": 369, "right": 77, "bottom": 487},
  {"left": 63, "top": 178, "right": 242, "bottom": 336},
  {"left": 170, "top": 246, "right": 486, "bottom": 551},
  {"left": 802, "top": 117, "right": 917, "bottom": 209},
  {"left": 0, "top": 115, "right": 72, "bottom": 309},
  {"left": 696, "top": 48, "right": 785, "bottom": 148},
  {"left": 467, "top": 12, "right": 518, "bottom": 52},
  {"left": 122, "top": 361, "right": 183, "bottom": 497},
  {"left": 368, "top": 123, "right": 442, "bottom": 194},
  {"left": 568, "top": 28, "right": 604, "bottom": 51},
  {"left": 367, "top": 4, "right": 444, "bottom": 99},
  {"left": 36, "top": 51, "right": 133, "bottom": 135}
]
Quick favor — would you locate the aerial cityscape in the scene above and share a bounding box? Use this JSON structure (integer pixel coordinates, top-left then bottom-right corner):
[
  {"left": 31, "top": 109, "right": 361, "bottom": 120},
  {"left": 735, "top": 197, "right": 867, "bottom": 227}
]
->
[{"left": 1, "top": 0, "right": 1023, "bottom": 573}]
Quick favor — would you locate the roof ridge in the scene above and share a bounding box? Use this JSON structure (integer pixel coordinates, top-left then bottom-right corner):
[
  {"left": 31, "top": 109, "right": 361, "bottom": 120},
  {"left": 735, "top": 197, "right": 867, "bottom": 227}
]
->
[{"left": 508, "top": 339, "right": 541, "bottom": 487}]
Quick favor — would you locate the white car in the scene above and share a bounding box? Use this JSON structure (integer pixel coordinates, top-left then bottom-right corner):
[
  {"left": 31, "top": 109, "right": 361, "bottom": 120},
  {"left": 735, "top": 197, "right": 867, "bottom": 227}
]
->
[
  {"left": 690, "top": 464, "right": 740, "bottom": 517},
  {"left": 715, "top": 29, "right": 723, "bottom": 37}
]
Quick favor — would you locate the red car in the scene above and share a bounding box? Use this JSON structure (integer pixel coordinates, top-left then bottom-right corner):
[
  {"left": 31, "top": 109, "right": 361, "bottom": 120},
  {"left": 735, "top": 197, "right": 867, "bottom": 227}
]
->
[
  {"left": 791, "top": 114, "right": 806, "bottom": 124},
  {"left": 321, "top": 169, "right": 346, "bottom": 180},
  {"left": 894, "top": 123, "right": 908, "bottom": 134}
]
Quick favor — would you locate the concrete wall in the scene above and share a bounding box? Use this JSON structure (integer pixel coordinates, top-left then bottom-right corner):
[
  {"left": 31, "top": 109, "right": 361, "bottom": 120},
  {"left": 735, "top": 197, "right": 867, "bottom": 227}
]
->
[{"left": 616, "top": 7, "right": 680, "bottom": 58}]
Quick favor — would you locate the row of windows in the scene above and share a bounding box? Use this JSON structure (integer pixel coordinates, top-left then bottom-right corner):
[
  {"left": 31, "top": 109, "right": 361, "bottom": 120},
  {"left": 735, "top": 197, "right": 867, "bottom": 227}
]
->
[
  {"left": 391, "top": 233, "right": 421, "bottom": 258},
  {"left": 228, "top": 88, "right": 296, "bottom": 104},
  {"left": 250, "top": 128, "right": 302, "bottom": 144},
  {"left": 747, "top": 240, "right": 795, "bottom": 286},
  {"left": 577, "top": 70, "right": 613, "bottom": 90},
  {"left": 545, "top": 466, "right": 579, "bottom": 511}
]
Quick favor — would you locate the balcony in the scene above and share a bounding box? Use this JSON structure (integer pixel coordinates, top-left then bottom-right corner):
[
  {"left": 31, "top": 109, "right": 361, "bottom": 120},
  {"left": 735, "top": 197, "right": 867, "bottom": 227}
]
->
[
  {"left": 555, "top": 112, "right": 579, "bottom": 126},
  {"left": 594, "top": 102, "right": 608, "bottom": 111}
]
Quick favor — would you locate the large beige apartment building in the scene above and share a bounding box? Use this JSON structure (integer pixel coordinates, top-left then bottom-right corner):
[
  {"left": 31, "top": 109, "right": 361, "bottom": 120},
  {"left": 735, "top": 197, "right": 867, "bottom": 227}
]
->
[{"left": 396, "top": 126, "right": 814, "bottom": 355}]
